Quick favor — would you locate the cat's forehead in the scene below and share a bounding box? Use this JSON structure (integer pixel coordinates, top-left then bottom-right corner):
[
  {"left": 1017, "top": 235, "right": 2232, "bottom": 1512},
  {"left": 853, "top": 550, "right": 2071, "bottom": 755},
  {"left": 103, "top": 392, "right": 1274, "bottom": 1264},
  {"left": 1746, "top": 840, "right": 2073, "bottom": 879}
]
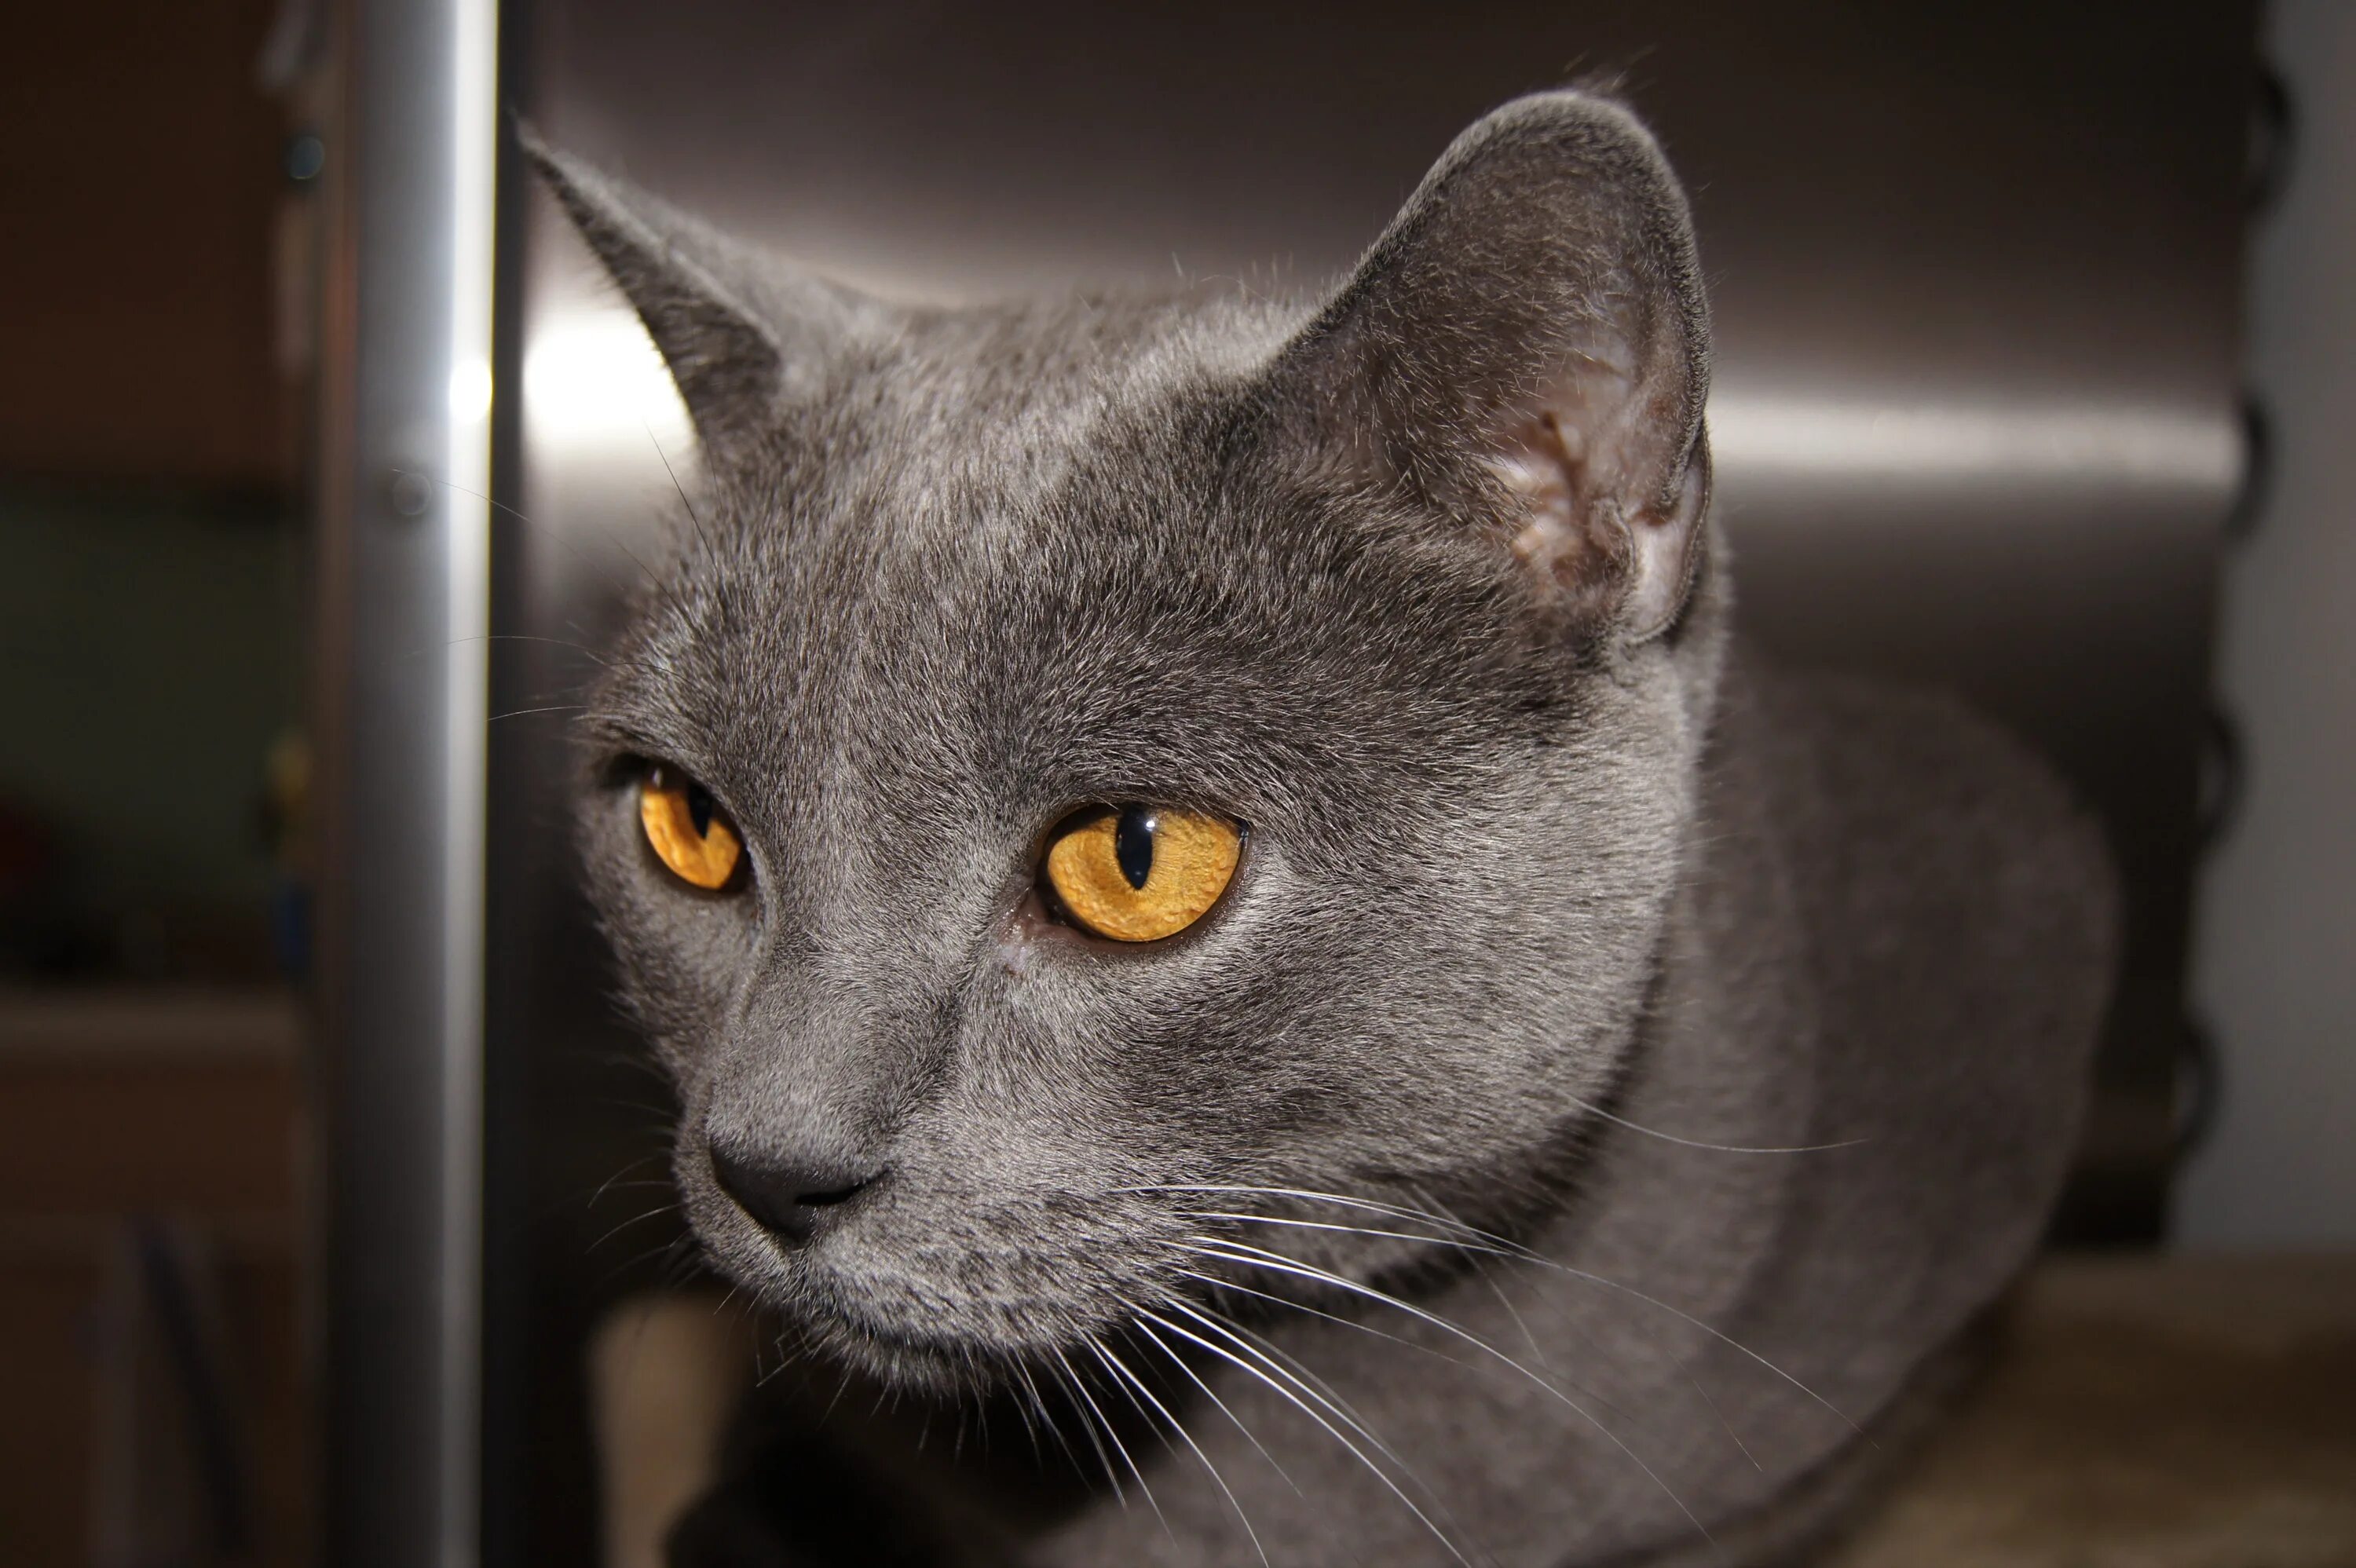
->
[
  {"left": 648, "top": 292, "right": 1301, "bottom": 645},
  {"left": 599, "top": 305, "right": 1532, "bottom": 817},
  {"left": 840, "top": 291, "right": 1289, "bottom": 532}
]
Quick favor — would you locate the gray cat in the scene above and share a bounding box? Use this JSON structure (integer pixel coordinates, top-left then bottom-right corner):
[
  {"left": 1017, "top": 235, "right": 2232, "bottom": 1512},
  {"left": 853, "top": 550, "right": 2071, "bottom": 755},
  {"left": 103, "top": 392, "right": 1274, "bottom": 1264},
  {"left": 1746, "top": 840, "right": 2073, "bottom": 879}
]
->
[{"left": 530, "top": 89, "right": 2116, "bottom": 1567}]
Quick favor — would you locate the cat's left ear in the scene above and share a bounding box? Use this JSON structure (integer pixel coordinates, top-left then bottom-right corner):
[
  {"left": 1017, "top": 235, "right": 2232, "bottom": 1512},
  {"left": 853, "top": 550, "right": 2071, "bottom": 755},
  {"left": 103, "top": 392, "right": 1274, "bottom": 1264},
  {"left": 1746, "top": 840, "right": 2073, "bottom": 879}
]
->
[{"left": 1260, "top": 92, "right": 1711, "bottom": 643}]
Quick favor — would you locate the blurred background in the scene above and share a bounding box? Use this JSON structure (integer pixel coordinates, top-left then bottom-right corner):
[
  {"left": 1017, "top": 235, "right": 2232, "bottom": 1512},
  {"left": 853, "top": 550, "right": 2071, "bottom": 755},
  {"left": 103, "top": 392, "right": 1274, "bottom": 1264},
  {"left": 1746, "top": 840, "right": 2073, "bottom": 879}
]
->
[{"left": 0, "top": 2, "right": 2347, "bottom": 1565}]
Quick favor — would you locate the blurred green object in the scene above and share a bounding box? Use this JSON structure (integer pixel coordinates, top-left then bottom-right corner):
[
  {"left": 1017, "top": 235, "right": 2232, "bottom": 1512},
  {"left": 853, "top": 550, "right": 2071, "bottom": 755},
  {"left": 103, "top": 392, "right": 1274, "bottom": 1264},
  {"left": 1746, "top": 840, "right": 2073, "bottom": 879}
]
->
[{"left": 0, "top": 482, "right": 299, "bottom": 981}]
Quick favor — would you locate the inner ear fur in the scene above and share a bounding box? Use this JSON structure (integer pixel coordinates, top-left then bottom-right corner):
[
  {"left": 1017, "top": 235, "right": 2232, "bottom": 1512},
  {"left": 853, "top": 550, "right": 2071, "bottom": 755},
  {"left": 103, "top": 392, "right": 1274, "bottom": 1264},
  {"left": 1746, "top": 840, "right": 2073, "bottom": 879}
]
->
[{"left": 1263, "top": 90, "right": 1713, "bottom": 644}]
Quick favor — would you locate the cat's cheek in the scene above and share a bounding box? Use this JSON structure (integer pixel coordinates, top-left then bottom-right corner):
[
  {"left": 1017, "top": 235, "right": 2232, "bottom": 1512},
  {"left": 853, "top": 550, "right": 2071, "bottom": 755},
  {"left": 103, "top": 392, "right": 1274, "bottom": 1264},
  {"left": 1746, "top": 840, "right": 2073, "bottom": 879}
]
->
[{"left": 578, "top": 797, "right": 762, "bottom": 1073}]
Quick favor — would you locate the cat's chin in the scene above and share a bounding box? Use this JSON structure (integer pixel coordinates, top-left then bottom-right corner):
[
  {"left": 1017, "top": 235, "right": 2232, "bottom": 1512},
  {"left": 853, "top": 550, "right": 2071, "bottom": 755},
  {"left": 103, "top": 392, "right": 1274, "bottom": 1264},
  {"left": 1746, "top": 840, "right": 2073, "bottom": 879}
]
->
[
  {"left": 801, "top": 1307, "right": 987, "bottom": 1393},
  {"left": 789, "top": 1289, "right": 1096, "bottom": 1398},
  {"left": 719, "top": 1248, "right": 1114, "bottom": 1397}
]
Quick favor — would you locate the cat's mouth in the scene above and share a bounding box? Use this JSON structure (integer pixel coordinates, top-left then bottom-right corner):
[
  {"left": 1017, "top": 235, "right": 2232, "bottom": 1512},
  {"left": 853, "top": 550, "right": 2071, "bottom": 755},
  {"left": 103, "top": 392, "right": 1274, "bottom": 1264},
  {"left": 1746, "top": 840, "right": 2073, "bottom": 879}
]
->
[
  {"left": 684, "top": 1154, "right": 1484, "bottom": 1394},
  {"left": 737, "top": 1223, "right": 1180, "bottom": 1394},
  {"left": 740, "top": 1212, "right": 1458, "bottom": 1399}
]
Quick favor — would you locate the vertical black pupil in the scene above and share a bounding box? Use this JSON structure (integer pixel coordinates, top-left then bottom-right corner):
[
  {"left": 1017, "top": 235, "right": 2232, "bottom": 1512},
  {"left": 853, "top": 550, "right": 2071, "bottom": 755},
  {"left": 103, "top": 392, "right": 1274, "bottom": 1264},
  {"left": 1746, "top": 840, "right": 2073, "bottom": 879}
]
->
[
  {"left": 685, "top": 782, "right": 715, "bottom": 838},
  {"left": 1114, "top": 806, "right": 1156, "bottom": 890}
]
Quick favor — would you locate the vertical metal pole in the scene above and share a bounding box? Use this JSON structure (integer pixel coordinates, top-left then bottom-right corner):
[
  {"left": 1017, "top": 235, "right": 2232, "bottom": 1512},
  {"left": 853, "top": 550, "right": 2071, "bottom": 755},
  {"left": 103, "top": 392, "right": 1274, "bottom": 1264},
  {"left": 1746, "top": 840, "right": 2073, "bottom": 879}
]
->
[{"left": 314, "top": 0, "right": 497, "bottom": 1563}]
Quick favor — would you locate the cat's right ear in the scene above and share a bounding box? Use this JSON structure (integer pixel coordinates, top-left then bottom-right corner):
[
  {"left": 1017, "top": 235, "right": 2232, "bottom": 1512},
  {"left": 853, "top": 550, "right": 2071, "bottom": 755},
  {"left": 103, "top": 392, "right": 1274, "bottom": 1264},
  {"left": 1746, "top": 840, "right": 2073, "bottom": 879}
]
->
[{"left": 518, "top": 123, "right": 869, "bottom": 465}]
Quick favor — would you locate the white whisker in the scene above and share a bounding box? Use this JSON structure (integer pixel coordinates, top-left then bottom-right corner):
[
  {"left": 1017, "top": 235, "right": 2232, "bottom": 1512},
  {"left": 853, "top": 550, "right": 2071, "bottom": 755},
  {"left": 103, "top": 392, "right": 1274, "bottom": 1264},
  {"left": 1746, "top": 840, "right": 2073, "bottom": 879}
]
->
[
  {"left": 1047, "top": 1350, "right": 1129, "bottom": 1508},
  {"left": 1060, "top": 1343, "right": 1173, "bottom": 1541},
  {"left": 1686, "top": 1369, "right": 1762, "bottom": 1473},
  {"left": 1131, "top": 1314, "right": 1304, "bottom": 1497},
  {"left": 1407, "top": 1180, "right": 1555, "bottom": 1372},
  {"left": 1000, "top": 1360, "right": 1044, "bottom": 1466},
  {"left": 1176, "top": 1263, "right": 1648, "bottom": 1436},
  {"left": 1173, "top": 1266, "right": 1490, "bottom": 1380},
  {"left": 1181, "top": 1237, "right": 1717, "bottom": 1551},
  {"left": 1557, "top": 1091, "right": 1871, "bottom": 1154},
  {"left": 1140, "top": 1183, "right": 1865, "bottom": 1438},
  {"left": 1174, "top": 1292, "right": 1502, "bottom": 1558},
  {"left": 1096, "top": 1331, "right": 1273, "bottom": 1568},
  {"left": 1015, "top": 1357, "right": 1090, "bottom": 1482},
  {"left": 1090, "top": 1337, "right": 1180, "bottom": 1467},
  {"left": 1162, "top": 1299, "right": 1397, "bottom": 1461},
  {"left": 1406, "top": 1180, "right": 1760, "bottom": 1472},
  {"left": 1165, "top": 1293, "right": 1405, "bottom": 1477},
  {"left": 1136, "top": 1303, "right": 1474, "bottom": 1568}
]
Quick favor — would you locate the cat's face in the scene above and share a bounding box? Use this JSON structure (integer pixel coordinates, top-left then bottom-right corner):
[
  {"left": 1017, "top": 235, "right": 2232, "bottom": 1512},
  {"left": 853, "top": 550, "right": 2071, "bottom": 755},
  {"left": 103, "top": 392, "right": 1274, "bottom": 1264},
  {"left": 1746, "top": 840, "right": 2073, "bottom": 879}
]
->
[{"left": 545, "top": 91, "right": 1723, "bottom": 1390}]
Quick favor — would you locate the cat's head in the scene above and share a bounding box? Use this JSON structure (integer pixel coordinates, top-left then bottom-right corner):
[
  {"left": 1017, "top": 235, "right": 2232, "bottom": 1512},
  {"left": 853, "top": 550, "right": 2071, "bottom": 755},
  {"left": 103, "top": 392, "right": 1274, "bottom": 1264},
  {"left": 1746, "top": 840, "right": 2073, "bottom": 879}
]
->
[{"left": 536, "top": 91, "right": 1722, "bottom": 1391}]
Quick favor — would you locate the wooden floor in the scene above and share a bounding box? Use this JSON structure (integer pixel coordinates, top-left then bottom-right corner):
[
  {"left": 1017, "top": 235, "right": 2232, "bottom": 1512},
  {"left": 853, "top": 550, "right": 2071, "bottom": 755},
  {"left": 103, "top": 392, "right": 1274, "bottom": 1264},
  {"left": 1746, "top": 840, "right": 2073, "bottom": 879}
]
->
[{"left": 1831, "top": 1252, "right": 2356, "bottom": 1567}]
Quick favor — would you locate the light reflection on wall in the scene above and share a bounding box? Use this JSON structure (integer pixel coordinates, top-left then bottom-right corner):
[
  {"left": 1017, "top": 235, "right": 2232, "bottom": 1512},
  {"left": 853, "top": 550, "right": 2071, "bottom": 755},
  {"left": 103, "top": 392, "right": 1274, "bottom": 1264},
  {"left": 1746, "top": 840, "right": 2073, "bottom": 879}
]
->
[
  {"left": 521, "top": 309, "right": 692, "bottom": 462},
  {"left": 521, "top": 303, "right": 2239, "bottom": 499},
  {"left": 1710, "top": 392, "right": 2239, "bottom": 492}
]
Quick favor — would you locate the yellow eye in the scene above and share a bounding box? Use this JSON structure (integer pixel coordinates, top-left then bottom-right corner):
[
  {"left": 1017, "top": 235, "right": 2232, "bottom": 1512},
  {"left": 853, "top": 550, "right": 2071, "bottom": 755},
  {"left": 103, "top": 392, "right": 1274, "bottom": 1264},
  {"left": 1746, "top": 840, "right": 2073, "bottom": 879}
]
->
[
  {"left": 639, "top": 766, "right": 742, "bottom": 890},
  {"left": 1043, "top": 806, "right": 1242, "bottom": 942}
]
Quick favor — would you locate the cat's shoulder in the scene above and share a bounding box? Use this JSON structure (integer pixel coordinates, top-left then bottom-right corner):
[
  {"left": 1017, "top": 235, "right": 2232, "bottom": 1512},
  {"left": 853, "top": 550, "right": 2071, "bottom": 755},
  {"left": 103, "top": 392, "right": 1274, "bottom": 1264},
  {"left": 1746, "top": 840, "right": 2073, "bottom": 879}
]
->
[
  {"left": 1698, "top": 645, "right": 2120, "bottom": 1186},
  {"left": 1711, "top": 650, "right": 2116, "bottom": 967}
]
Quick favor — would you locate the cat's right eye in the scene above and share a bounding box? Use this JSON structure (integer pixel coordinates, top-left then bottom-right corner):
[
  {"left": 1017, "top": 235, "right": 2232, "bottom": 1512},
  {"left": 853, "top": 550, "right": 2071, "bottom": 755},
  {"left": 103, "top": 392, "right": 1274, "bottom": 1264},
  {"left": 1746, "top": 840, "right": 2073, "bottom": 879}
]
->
[{"left": 638, "top": 765, "right": 742, "bottom": 890}]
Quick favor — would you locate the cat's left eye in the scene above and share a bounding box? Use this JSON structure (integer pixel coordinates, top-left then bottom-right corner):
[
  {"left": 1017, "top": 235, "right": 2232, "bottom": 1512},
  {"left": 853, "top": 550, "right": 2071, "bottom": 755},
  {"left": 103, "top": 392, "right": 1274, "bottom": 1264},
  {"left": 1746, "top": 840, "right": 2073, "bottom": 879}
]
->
[
  {"left": 639, "top": 765, "right": 742, "bottom": 890},
  {"left": 1041, "top": 805, "right": 1242, "bottom": 942}
]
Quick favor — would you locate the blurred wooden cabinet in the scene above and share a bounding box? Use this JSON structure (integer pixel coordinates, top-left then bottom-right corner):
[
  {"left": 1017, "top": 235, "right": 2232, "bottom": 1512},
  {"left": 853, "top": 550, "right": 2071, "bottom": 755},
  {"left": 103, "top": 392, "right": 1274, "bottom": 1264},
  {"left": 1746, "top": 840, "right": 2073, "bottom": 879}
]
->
[
  {"left": 0, "top": 989, "right": 305, "bottom": 1567},
  {"left": 0, "top": 1, "right": 291, "bottom": 490}
]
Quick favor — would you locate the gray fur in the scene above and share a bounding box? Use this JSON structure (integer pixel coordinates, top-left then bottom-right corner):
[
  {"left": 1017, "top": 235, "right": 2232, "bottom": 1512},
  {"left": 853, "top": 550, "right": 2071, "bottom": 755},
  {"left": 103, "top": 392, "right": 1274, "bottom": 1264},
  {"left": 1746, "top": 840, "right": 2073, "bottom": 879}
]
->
[{"left": 530, "top": 90, "right": 2115, "bottom": 1567}]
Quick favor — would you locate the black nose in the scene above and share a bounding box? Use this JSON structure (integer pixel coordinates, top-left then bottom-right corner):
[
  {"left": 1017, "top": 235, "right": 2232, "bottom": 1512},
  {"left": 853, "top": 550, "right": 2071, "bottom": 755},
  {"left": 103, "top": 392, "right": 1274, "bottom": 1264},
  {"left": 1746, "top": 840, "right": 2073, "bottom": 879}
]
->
[{"left": 708, "top": 1144, "right": 882, "bottom": 1245}]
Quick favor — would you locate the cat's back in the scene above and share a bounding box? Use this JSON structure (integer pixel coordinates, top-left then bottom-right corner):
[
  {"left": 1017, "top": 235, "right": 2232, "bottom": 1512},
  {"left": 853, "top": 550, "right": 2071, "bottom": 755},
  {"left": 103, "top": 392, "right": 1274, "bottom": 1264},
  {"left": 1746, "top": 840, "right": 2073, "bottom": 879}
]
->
[
  {"left": 1721, "top": 654, "right": 2118, "bottom": 1054},
  {"left": 1698, "top": 648, "right": 2120, "bottom": 1356}
]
